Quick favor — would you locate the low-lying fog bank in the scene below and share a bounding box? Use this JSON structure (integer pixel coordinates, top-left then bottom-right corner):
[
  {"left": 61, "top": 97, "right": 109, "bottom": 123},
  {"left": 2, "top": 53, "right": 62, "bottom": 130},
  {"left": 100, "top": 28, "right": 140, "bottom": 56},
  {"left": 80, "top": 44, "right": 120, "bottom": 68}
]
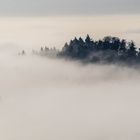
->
[{"left": 0, "top": 53, "right": 140, "bottom": 140}]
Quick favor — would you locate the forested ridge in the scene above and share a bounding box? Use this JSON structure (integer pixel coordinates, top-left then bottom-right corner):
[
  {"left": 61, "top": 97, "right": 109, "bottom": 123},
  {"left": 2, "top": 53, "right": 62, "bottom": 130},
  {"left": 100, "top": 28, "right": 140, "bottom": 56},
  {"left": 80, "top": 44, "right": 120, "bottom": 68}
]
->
[{"left": 36, "top": 35, "right": 140, "bottom": 65}]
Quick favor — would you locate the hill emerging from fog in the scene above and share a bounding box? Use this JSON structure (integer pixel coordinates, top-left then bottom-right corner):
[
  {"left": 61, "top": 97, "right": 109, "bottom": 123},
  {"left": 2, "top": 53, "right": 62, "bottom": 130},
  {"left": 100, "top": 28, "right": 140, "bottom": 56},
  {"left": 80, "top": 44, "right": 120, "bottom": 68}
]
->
[{"left": 33, "top": 35, "right": 140, "bottom": 65}]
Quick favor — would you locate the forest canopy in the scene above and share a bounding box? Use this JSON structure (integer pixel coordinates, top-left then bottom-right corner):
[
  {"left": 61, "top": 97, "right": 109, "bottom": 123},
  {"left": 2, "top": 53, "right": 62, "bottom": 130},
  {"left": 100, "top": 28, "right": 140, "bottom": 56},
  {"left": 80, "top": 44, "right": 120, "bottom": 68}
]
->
[{"left": 36, "top": 35, "right": 140, "bottom": 65}]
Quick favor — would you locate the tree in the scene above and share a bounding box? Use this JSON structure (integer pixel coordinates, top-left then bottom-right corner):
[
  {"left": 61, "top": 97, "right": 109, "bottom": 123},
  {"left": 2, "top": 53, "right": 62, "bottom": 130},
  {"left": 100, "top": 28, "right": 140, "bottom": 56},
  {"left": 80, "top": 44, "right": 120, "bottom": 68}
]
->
[
  {"left": 41, "top": 47, "right": 44, "bottom": 52},
  {"left": 111, "top": 37, "right": 120, "bottom": 51},
  {"left": 127, "top": 41, "right": 137, "bottom": 58},
  {"left": 85, "top": 34, "right": 94, "bottom": 50},
  {"left": 59, "top": 35, "right": 139, "bottom": 64}
]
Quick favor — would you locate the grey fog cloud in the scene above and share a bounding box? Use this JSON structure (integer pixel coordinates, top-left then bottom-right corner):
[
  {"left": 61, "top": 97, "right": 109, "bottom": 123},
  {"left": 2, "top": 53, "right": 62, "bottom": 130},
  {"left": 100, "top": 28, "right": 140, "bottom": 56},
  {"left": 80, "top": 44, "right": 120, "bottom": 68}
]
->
[
  {"left": 0, "top": 0, "right": 140, "bottom": 16},
  {"left": 1, "top": 51, "right": 140, "bottom": 140}
]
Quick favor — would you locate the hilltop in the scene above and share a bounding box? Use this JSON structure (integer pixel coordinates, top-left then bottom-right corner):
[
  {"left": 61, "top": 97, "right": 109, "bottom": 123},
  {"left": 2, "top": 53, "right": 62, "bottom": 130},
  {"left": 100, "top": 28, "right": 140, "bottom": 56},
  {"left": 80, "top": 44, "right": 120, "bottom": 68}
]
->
[{"left": 35, "top": 35, "right": 140, "bottom": 65}]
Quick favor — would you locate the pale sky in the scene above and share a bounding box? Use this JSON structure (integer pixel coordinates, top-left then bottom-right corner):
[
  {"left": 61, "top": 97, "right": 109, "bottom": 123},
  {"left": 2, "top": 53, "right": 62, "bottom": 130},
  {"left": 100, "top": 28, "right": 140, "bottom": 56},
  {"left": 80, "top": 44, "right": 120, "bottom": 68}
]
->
[{"left": 0, "top": 0, "right": 139, "bottom": 16}]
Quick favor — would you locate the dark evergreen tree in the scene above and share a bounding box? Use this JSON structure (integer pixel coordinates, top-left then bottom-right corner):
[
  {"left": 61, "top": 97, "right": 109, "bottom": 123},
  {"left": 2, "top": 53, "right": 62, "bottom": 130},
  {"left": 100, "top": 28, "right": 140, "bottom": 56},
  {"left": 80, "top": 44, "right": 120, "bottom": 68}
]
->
[{"left": 127, "top": 41, "right": 137, "bottom": 58}]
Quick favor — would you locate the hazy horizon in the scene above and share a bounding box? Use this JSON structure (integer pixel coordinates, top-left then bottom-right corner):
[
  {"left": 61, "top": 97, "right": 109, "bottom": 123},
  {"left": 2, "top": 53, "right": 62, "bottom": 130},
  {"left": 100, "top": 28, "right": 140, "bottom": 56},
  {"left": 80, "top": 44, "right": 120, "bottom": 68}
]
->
[{"left": 0, "top": 15, "right": 140, "bottom": 54}]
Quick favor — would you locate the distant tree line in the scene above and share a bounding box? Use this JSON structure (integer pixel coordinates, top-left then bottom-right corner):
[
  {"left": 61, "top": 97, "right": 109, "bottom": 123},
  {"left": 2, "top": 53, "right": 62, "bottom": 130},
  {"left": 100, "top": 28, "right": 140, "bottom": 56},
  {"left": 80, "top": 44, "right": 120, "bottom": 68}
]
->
[
  {"left": 37, "top": 35, "right": 140, "bottom": 65},
  {"left": 33, "top": 46, "right": 59, "bottom": 57},
  {"left": 59, "top": 35, "right": 140, "bottom": 64}
]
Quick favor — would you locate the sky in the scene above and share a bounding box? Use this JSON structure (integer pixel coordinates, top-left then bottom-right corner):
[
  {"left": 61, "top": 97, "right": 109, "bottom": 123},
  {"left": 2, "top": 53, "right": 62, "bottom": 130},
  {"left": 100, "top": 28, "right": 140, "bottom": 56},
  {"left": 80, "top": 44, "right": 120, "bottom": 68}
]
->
[{"left": 0, "top": 0, "right": 140, "bottom": 16}]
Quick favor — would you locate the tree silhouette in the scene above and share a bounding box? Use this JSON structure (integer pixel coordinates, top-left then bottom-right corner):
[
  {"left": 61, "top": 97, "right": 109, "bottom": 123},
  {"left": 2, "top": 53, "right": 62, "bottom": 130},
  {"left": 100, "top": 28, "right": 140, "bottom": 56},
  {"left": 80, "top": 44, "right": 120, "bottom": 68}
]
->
[
  {"left": 37, "top": 35, "right": 140, "bottom": 65},
  {"left": 59, "top": 35, "right": 140, "bottom": 64}
]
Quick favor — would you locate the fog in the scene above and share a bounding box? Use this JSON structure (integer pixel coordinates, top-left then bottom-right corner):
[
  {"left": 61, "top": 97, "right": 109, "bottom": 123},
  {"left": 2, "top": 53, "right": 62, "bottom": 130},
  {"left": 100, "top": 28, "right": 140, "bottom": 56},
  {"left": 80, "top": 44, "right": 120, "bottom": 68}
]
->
[
  {"left": 0, "top": 50, "right": 140, "bottom": 140},
  {"left": 1, "top": 15, "right": 140, "bottom": 140},
  {"left": 0, "top": 15, "right": 140, "bottom": 51}
]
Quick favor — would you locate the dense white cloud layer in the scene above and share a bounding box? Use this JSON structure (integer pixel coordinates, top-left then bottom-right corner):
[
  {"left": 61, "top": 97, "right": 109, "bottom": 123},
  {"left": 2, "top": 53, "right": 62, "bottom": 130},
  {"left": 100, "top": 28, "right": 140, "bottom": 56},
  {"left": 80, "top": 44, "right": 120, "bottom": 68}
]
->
[{"left": 1, "top": 52, "right": 140, "bottom": 140}]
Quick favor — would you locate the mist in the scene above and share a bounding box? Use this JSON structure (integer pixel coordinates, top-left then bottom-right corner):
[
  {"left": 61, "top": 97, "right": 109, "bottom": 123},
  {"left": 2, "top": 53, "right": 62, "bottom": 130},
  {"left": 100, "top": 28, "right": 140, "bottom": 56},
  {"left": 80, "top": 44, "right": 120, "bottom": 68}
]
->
[
  {"left": 0, "top": 15, "right": 140, "bottom": 50},
  {"left": 1, "top": 48, "right": 140, "bottom": 140},
  {"left": 0, "top": 15, "right": 140, "bottom": 140}
]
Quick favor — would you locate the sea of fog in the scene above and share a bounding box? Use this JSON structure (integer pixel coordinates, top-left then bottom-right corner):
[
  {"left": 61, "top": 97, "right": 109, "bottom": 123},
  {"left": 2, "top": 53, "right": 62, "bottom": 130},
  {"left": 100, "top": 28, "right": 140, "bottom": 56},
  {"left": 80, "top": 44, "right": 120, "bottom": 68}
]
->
[{"left": 0, "top": 15, "right": 140, "bottom": 140}]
